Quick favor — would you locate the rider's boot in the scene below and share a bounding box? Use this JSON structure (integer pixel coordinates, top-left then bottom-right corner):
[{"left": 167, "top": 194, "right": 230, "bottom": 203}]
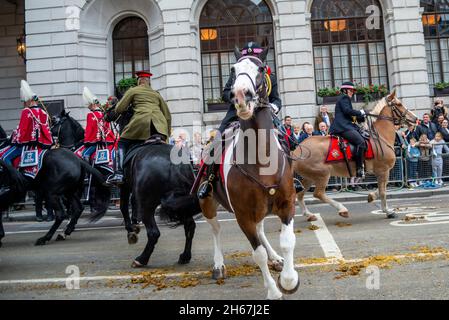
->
[
  {"left": 197, "top": 165, "right": 215, "bottom": 199},
  {"left": 355, "top": 147, "right": 366, "bottom": 178},
  {"left": 106, "top": 146, "right": 125, "bottom": 185},
  {"left": 293, "top": 178, "right": 304, "bottom": 193}
]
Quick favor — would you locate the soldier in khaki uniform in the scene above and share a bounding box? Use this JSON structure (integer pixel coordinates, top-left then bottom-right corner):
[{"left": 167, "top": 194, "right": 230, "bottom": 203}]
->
[{"left": 106, "top": 71, "right": 171, "bottom": 185}]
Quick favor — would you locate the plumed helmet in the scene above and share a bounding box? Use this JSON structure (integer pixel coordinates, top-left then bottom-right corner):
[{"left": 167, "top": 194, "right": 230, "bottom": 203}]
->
[
  {"left": 20, "top": 80, "right": 37, "bottom": 102},
  {"left": 83, "top": 87, "right": 99, "bottom": 106}
]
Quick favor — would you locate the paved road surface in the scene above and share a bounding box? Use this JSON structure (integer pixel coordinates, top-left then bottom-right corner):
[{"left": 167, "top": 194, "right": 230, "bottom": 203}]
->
[{"left": 1, "top": 194, "right": 449, "bottom": 300}]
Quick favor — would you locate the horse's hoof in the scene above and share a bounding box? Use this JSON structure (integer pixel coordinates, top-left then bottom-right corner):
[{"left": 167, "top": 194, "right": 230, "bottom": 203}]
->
[
  {"left": 277, "top": 274, "right": 300, "bottom": 295},
  {"left": 132, "top": 225, "right": 141, "bottom": 234},
  {"left": 131, "top": 260, "right": 145, "bottom": 268},
  {"left": 212, "top": 266, "right": 227, "bottom": 280},
  {"left": 306, "top": 214, "right": 318, "bottom": 222},
  {"left": 368, "top": 194, "right": 375, "bottom": 203},
  {"left": 127, "top": 232, "right": 138, "bottom": 245},
  {"left": 386, "top": 212, "right": 398, "bottom": 219},
  {"left": 269, "top": 260, "right": 284, "bottom": 272},
  {"left": 338, "top": 211, "right": 349, "bottom": 218},
  {"left": 55, "top": 234, "right": 66, "bottom": 241},
  {"left": 35, "top": 238, "right": 47, "bottom": 246},
  {"left": 178, "top": 253, "right": 191, "bottom": 265}
]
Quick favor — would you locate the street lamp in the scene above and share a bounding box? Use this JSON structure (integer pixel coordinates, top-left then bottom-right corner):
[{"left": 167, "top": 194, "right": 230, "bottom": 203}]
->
[{"left": 16, "top": 32, "right": 26, "bottom": 63}]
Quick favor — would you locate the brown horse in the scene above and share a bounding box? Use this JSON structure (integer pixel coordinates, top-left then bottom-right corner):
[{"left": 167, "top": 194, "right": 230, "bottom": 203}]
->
[
  {"left": 293, "top": 91, "right": 418, "bottom": 220},
  {"left": 199, "top": 52, "right": 299, "bottom": 299}
]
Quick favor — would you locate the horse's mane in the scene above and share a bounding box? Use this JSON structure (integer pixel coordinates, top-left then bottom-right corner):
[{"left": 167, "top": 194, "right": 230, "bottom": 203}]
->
[
  {"left": 368, "top": 97, "right": 387, "bottom": 116},
  {"left": 67, "top": 114, "right": 85, "bottom": 141}
]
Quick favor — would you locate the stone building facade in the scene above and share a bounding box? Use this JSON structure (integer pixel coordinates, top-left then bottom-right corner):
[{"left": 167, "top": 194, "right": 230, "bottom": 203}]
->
[{"left": 0, "top": 0, "right": 441, "bottom": 138}]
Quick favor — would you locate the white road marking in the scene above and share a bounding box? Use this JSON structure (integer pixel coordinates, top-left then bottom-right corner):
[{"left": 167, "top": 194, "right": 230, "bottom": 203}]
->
[
  {"left": 1, "top": 251, "right": 446, "bottom": 286},
  {"left": 310, "top": 213, "right": 343, "bottom": 260}
]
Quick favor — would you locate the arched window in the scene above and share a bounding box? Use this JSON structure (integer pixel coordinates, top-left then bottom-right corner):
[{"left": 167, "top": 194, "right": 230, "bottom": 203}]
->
[
  {"left": 311, "top": 0, "right": 388, "bottom": 97},
  {"left": 422, "top": 0, "right": 449, "bottom": 94},
  {"left": 199, "top": 0, "right": 275, "bottom": 111},
  {"left": 113, "top": 17, "right": 149, "bottom": 92}
]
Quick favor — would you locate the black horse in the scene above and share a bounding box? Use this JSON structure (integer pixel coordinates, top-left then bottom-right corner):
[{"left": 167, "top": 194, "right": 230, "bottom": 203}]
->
[
  {"left": 101, "top": 99, "right": 200, "bottom": 266},
  {"left": 0, "top": 147, "right": 108, "bottom": 246},
  {"left": 91, "top": 142, "right": 201, "bottom": 266},
  {"left": 34, "top": 110, "right": 86, "bottom": 221},
  {"left": 48, "top": 109, "right": 112, "bottom": 219}
]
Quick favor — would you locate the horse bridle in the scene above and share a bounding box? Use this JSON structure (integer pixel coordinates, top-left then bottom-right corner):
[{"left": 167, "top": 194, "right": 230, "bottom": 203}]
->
[
  {"left": 51, "top": 115, "right": 77, "bottom": 150},
  {"left": 366, "top": 97, "right": 416, "bottom": 126},
  {"left": 234, "top": 56, "right": 270, "bottom": 107}
]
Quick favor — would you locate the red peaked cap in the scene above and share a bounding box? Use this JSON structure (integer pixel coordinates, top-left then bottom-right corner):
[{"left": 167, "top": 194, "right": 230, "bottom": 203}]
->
[{"left": 136, "top": 70, "right": 153, "bottom": 78}]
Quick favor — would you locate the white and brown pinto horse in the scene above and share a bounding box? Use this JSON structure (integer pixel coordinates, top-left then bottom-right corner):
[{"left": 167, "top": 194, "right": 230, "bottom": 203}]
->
[
  {"left": 293, "top": 91, "right": 418, "bottom": 220},
  {"left": 200, "top": 50, "right": 299, "bottom": 299}
]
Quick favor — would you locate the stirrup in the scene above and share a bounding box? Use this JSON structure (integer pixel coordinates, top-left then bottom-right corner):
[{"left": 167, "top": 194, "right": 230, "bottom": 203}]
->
[
  {"left": 106, "top": 173, "right": 124, "bottom": 186},
  {"left": 197, "top": 181, "right": 213, "bottom": 199},
  {"left": 356, "top": 168, "right": 365, "bottom": 178},
  {"left": 293, "top": 178, "right": 304, "bottom": 193}
]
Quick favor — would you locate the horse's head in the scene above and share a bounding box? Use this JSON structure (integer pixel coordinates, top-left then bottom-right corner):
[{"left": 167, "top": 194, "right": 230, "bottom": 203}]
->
[
  {"left": 232, "top": 47, "right": 269, "bottom": 120},
  {"left": 372, "top": 90, "right": 418, "bottom": 126},
  {"left": 51, "top": 109, "right": 84, "bottom": 149}
]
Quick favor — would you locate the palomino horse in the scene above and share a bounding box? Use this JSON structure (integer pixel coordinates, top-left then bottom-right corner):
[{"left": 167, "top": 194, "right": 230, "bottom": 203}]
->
[
  {"left": 200, "top": 50, "right": 299, "bottom": 300},
  {"left": 293, "top": 91, "right": 417, "bottom": 220}
]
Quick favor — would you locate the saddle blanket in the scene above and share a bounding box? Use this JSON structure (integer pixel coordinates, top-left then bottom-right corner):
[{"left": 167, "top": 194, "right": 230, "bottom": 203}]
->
[
  {"left": 75, "top": 143, "right": 116, "bottom": 173},
  {"left": 326, "top": 136, "right": 374, "bottom": 163},
  {"left": 0, "top": 145, "right": 47, "bottom": 179}
]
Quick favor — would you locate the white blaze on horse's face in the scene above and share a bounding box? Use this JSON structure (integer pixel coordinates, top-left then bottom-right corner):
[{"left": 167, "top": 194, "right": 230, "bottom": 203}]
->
[{"left": 232, "top": 58, "right": 259, "bottom": 120}]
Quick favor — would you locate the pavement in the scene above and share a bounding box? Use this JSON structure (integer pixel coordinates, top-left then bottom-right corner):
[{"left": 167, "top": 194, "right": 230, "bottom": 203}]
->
[{"left": 1, "top": 191, "right": 449, "bottom": 300}]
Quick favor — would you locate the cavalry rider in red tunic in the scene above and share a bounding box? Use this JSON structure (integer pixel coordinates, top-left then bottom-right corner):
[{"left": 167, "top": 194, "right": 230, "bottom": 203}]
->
[
  {"left": 0, "top": 80, "right": 53, "bottom": 196},
  {"left": 78, "top": 87, "right": 116, "bottom": 163}
]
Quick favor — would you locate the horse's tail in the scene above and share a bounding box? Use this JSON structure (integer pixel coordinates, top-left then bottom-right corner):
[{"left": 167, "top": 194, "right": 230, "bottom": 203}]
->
[
  {"left": 0, "top": 159, "right": 28, "bottom": 209},
  {"left": 158, "top": 192, "right": 201, "bottom": 226},
  {"left": 78, "top": 159, "right": 107, "bottom": 185}
]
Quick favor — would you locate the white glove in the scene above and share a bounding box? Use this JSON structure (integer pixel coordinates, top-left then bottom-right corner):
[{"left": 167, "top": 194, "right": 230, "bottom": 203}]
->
[
  {"left": 359, "top": 109, "right": 366, "bottom": 117},
  {"left": 270, "top": 103, "right": 279, "bottom": 114}
]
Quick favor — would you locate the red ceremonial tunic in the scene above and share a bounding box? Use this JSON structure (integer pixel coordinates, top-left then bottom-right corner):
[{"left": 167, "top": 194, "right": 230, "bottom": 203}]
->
[
  {"left": 15, "top": 106, "right": 53, "bottom": 147},
  {"left": 84, "top": 109, "right": 116, "bottom": 145}
]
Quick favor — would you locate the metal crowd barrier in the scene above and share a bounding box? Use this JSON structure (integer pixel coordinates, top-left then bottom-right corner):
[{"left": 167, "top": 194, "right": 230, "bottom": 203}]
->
[{"left": 7, "top": 145, "right": 449, "bottom": 217}]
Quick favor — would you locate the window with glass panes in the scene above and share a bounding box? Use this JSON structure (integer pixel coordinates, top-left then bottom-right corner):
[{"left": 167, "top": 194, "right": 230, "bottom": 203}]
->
[
  {"left": 422, "top": 0, "right": 449, "bottom": 94},
  {"left": 199, "top": 0, "right": 275, "bottom": 111},
  {"left": 311, "top": 0, "right": 388, "bottom": 98},
  {"left": 113, "top": 17, "right": 149, "bottom": 94}
]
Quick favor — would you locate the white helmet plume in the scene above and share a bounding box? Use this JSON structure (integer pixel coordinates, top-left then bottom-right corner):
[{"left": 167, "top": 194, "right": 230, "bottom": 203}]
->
[
  {"left": 20, "top": 80, "right": 37, "bottom": 102},
  {"left": 83, "top": 87, "right": 99, "bottom": 106}
]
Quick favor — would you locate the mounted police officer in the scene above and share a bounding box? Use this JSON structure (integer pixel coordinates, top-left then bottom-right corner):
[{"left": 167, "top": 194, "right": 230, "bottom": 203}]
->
[
  {"left": 0, "top": 80, "right": 53, "bottom": 196},
  {"left": 106, "top": 71, "right": 172, "bottom": 185},
  {"left": 329, "top": 81, "right": 367, "bottom": 178},
  {"left": 197, "top": 41, "right": 302, "bottom": 199}
]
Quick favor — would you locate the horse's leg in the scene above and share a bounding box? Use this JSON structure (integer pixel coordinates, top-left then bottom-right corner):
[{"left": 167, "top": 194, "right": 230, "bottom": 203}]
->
[
  {"left": 0, "top": 214, "right": 4, "bottom": 248},
  {"left": 200, "top": 197, "right": 226, "bottom": 279},
  {"left": 257, "top": 219, "right": 284, "bottom": 271},
  {"left": 56, "top": 194, "right": 83, "bottom": 241},
  {"left": 35, "top": 192, "right": 44, "bottom": 220},
  {"left": 296, "top": 179, "right": 317, "bottom": 221},
  {"left": 239, "top": 219, "right": 283, "bottom": 300},
  {"left": 178, "top": 215, "right": 196, "bottom": 265},
  {"left": 131, "top": 201, "right": 160, "bottom": 267},
  {"left": 130, "top": 194, "right": 140, "bottom": 233},
  {"left": 35, "top": 194, "right": 65, "bottom": 245},
  {"left": 120, "top": 185, "right": 138, "bottom": 244},
  {"left": 278, "top": 217, "right": 300, "bottom": 295},
  {"left": 313, "top": 177, "right": 349, "bottom": 218},
  {"left": 377, "top": 173, "right": 397, "bottom": 219}
]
